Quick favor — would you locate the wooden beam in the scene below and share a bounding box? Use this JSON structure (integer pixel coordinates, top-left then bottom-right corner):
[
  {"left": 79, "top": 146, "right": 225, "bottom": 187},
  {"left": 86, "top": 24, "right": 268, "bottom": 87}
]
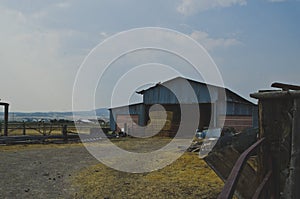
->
[
  {"left": 205, "top": 146, "right": 258, "bottom": 199},
  {"left": 271, "top": 82, "right": 300, "bottom": 91},
  {"left": 250, "top": 90, "right": 300, "bottom": 99},
  {"left": 4, "top": 104, "right": 9, "bottom": 136}
]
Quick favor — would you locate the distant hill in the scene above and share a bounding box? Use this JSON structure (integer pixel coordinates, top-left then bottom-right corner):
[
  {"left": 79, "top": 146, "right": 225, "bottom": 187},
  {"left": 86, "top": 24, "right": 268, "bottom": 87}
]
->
[
  {"left": 0, "top": 108, "right": 109, "bottom": 122},
  {"left": 95, "top": 108, "right": 110, "bottom": 117}
]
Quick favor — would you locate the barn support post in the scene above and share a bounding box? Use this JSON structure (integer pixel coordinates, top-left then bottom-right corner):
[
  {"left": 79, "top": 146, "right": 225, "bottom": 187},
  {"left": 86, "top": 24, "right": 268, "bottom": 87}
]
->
[
  {"left": 251, "top": 88, "right": 300, "bottom": 199},
  {"left": 124, "top": 123, "right": 127, "bottom": 134},
  {"left": 213, "top": 102, "right": 217, "bottom": 128}
]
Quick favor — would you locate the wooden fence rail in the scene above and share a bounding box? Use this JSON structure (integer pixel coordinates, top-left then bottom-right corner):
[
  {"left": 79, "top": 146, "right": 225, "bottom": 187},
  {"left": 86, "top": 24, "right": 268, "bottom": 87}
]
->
[
  {"left": 0, "top": 122, "right": 100, "bottom": 136},
  {"left": 0, "top": 122, "right": 111, "bottom": 145}
]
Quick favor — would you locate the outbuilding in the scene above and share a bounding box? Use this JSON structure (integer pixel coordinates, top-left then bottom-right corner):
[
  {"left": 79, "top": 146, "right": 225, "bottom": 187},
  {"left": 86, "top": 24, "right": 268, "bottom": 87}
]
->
[{"left": 109, "top": 77, "right": 257, "bottom": 136}]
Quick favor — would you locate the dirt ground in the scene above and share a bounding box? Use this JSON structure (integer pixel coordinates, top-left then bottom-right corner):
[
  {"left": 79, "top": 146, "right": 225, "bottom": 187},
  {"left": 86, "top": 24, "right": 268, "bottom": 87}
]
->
[
  {"left": 0, "top": 144, "right": 98, "bottom": 199},
  {"left": 0, "top": 138, "right": 223, "bottom": 199}
]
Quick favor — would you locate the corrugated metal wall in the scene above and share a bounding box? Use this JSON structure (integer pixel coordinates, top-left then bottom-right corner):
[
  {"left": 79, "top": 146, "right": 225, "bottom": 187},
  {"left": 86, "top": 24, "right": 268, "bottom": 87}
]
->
[
  {"left": 109, "top": 103, "right": 145, "bottom": 131},
  {"left": 109, "top": 78, "right": 258, "bottom": 133},
  {"left": 226, "top": 102, "right": 253, "bottom": 116}
]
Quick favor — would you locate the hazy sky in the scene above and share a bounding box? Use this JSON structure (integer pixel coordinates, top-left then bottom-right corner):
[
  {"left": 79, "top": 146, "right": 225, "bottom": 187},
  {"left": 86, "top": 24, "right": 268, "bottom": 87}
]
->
[{"left": 0, "top": 0, "right": 299, "bottom": 112}]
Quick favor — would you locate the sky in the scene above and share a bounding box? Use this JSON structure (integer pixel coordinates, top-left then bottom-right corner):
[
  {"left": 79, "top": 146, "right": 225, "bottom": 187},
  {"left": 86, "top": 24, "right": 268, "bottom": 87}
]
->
[{"left": 0, "top": 0, "right": 299, "bottom": 112}]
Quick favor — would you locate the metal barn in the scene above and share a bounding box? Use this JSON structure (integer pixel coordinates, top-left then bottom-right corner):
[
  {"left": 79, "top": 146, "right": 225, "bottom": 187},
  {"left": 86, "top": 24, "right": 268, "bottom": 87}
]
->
[
  {"left": 109, "top": 77, "right": 257, "bottom": 135},
  {"left": 109, "top": 103, "right": 146, "bottom": 133}
]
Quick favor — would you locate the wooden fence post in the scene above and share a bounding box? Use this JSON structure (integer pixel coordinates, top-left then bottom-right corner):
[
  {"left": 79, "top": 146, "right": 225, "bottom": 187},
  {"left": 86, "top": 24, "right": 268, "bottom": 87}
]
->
[
  {"left": 23, "top": 122, "right": 26, "bottom": 135},
  {"left": 4, "top": 104, "right": 9, "bottom": 136},
  {"left": 0, "top": 122, "right": 2, "bottom": 134},
  {"left": 62, "top": 124, "right": 68, "bottom": 143},
  {"left": 282, "top": 98, "right": 300, "bottom": 198},
  {"left": 251, "top": 89, "right": 300, "bottom": 199},
  {"left": 42, "top": 121, "right": 46, "bottom": 135}
]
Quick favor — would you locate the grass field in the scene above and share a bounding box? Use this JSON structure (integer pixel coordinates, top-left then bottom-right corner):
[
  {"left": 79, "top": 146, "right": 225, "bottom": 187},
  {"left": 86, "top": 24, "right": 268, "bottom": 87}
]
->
[{"left": 71, "top": 137, "right": 224, "bottom": 199}]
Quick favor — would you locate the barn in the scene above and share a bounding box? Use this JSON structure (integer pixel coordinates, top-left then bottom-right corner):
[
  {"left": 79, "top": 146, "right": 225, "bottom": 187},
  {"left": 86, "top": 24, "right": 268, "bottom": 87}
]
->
[{"left": 109, "top": 77, "right": 257, "bottom": 136}]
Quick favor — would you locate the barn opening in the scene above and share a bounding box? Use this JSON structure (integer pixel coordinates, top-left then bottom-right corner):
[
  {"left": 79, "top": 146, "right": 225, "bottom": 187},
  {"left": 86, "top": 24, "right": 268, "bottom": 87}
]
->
[{"left": 143, "top": 103, "right": 212, "bottom": 137}]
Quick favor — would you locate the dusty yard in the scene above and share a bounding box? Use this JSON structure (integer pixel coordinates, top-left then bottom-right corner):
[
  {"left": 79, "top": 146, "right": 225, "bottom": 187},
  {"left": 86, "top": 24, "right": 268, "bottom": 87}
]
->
[
  {"left": 0, "top": 144, "right": 98, "bottom": 199},
  {"left": 0, "top": 138, "right": 223, "bottom": 199}
]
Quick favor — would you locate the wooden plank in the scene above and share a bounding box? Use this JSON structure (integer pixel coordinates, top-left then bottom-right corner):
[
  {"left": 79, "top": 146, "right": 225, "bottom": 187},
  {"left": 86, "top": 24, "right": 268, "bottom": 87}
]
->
[
  {"left": 271, "top": 82, "right": 300, "bottom": 91},
  {"left": 204, "top": 146, "right": 257, "bottom": 199},
  {"left": 283, "top": 98, "right": 300, "bottom": 198},
  {"left": 217, "top": 138, "right": 265, "bottom": 199},
  {"left": 250, "top": 90, "right": 300, "bottom": 99},
  {"left": 252, "top": 170, "right": 272, "bottom": 199},
  {"left": 258, "top": 98, "right": 293, "bottom": 199}
]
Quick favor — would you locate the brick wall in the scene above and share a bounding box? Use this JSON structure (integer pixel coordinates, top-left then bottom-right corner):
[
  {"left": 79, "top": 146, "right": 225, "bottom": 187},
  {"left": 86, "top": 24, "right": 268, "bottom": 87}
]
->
[{"left": 218, "top": 115, "right": 253, "bottom": 132}]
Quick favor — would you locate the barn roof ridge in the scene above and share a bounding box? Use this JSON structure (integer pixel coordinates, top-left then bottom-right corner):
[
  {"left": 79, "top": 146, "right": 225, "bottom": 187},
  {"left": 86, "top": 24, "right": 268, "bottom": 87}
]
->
[
  {"left": 136, "top": 76, "right": 255, "bottom": 106},
  {"left": 136, "top": 76, "right": 229, "bottom": 93},
  {"left": 108, "top": 102, "right": 144, "bottom": 110}
]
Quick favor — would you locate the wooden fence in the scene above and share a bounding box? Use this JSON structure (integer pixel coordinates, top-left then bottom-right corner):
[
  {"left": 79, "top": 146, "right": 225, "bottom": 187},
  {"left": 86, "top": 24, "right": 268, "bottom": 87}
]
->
[
  {"left": 0, "top": 122, "right": 110, "bottom": 145},
  {"left": 0, "top": 122, "right": 81, "bottom": 135},
  {"left": 216, "top": 83, "right": 300, "bottom": 198}
]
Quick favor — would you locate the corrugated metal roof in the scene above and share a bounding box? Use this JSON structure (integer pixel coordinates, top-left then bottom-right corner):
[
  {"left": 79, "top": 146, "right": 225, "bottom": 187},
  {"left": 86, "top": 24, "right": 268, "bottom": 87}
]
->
[
  {"left": 137, "top": 76, "right": 255, "bottom": 106},
  {"left": 108, "top": 102, "right": 144, "bottom": 110}
]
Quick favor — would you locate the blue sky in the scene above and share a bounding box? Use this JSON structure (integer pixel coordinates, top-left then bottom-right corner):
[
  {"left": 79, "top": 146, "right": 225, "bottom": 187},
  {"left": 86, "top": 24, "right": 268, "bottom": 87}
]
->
[{"left": 0, "top": 0, "right": 299, "bottom": 111}]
